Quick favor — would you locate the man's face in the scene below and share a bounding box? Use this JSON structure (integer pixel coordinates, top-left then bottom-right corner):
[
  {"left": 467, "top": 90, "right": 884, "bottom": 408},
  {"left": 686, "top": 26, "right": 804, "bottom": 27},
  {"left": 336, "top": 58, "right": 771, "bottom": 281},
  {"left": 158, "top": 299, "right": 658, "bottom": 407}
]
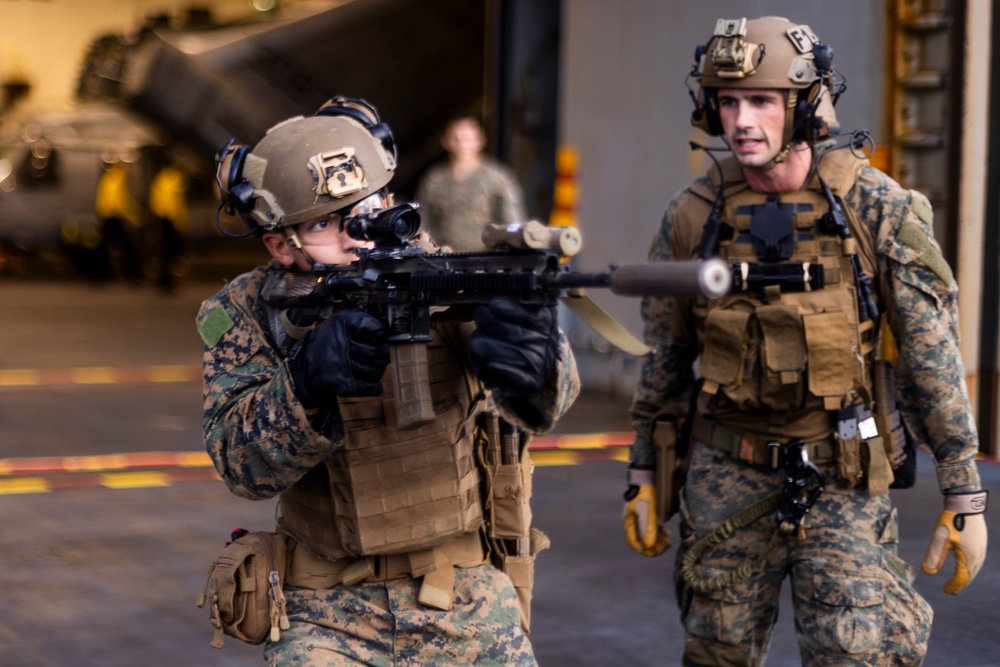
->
[
  {"left": 264, "top": 192, "right": 384, "bottom": 269},
  {"left": 441, "top": 119, "right": 485, "bottom": 161},
  {"left": 717, "top": 88, "right": 787, "bottom": 169}
]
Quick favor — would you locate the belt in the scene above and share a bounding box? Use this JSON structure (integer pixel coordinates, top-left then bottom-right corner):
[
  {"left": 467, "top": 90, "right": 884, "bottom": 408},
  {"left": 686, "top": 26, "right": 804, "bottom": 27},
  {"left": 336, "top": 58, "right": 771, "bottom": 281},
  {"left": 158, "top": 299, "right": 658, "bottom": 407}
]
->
[
  {"left": 285, "top": 530, "right": 487, "bottom": 590},
  {"left": 692, "top": 416, "right": 837, "bottom": 468}
]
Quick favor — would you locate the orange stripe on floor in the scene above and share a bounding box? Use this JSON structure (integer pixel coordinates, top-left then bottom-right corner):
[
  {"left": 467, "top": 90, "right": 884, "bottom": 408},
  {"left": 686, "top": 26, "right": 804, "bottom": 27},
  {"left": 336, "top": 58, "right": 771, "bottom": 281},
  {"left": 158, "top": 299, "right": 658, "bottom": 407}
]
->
[
  {"left": 0, "top": 365, "right": 201, "bottom": 388},
  {"left": 0, "top": 435, "right": 631, "bottom": 494}
]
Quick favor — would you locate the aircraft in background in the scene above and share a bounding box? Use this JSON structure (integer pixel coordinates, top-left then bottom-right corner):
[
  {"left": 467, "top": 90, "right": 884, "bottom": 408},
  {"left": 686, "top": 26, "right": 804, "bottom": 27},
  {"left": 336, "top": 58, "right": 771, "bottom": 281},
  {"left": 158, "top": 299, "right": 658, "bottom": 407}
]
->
[{"left": 0, "top": 0, "right": 484, "bottom": 284}]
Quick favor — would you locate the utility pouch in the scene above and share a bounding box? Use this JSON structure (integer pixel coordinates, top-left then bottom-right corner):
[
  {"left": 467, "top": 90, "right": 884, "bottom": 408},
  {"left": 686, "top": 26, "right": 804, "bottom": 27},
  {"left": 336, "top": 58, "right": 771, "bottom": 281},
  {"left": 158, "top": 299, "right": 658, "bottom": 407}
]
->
[
  {"left": 196, "top": 531, "right": 290, "bottom": 649},
  {"left": 479, "top": 413, "right": 532, "bottom": 539},
  {"left": 834, "top": 405, "right": 864, "bottom": 490},
  {"left": 651, "top": 414, "right": 683, "bottom": 522}
]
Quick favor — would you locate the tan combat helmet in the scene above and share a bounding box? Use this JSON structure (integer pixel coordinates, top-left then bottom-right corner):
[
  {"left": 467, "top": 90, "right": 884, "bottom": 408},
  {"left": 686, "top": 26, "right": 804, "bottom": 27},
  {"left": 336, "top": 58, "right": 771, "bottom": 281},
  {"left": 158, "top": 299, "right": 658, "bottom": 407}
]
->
[
  {"left": 690, "top": 16, "right": 841, "bottom": 164},
  {"left": 215, "top": 96, "right": 397, "bottom": 233}
]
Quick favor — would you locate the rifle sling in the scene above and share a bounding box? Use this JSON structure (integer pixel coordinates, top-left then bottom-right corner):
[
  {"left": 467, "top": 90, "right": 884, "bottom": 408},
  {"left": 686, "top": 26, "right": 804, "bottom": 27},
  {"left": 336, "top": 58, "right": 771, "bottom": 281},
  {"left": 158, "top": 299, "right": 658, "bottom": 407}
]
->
[{"left": 560, "top": 290, "right": 651, "bottom": 356}]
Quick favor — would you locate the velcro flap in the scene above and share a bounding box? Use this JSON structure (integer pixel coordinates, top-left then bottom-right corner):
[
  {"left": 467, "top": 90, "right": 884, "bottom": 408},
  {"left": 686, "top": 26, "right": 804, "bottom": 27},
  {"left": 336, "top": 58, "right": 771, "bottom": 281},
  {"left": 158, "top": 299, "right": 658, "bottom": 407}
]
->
[
  {"left": 803, "top": 310, "right": 851, "bottom": 398},
  {"left": 757, "top": 304, "right": 805, "bottom": 382},
  {"left": 701, "top": 309, "right": 751, "bottom": 386}
]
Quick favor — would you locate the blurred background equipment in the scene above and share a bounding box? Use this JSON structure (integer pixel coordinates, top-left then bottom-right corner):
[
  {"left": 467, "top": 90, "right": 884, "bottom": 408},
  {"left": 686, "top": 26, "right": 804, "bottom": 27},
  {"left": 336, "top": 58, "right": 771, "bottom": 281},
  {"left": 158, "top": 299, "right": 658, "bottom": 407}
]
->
[{"left": 0, "top": 0, "right": 496, "bottom": 284}]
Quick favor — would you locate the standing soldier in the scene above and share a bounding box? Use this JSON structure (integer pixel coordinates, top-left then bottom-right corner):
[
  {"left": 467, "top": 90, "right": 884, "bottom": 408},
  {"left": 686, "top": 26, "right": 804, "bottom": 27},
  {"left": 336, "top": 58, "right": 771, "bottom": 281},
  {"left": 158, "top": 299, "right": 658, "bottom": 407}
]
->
[
  {"left": 198, "top": 96, "right": 578, "bottom": 665},
  {"left": 621, "top": 16, "right": 988, "bottom": 666},
  {"left": 415, "top": 115, "right": 526, "bottom": 251}
]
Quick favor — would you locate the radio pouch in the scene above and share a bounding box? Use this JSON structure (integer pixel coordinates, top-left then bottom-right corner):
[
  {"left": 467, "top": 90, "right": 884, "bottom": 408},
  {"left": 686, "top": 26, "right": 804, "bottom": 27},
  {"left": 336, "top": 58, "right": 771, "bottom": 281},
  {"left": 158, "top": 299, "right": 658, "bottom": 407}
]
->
[{"left": 196, "top": 530, "right": 290, "bottom": 648}]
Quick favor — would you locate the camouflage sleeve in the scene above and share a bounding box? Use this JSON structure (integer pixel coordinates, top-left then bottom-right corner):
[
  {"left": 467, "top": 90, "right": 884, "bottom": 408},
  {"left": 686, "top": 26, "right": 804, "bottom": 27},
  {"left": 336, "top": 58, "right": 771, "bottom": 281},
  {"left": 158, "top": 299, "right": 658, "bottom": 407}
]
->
[
  {"left": 494, "top": 328, "right": 580, "bottom": 434},
  {"left": 627, "top": 193, "right": 699, "bottom": 469},
  {"left": 197, "top": 273, "right": 337, "bottom": 501},
  {"left": 853, "top": 170, "right": 981, "bottom": 493}
]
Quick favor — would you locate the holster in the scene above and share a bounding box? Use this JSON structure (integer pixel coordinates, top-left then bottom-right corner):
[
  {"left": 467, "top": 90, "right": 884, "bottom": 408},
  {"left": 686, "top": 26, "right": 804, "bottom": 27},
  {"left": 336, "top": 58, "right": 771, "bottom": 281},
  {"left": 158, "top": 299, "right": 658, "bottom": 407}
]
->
[{"left": 651, "top": 413, "right": 685, "bottom": 523}]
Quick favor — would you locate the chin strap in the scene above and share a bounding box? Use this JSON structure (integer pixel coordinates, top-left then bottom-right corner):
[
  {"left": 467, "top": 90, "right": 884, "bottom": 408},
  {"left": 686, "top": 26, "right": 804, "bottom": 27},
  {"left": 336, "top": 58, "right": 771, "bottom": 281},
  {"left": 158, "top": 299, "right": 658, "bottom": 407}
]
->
[{"left": 283, "top": 227, "right": 316, "bottom": 267}]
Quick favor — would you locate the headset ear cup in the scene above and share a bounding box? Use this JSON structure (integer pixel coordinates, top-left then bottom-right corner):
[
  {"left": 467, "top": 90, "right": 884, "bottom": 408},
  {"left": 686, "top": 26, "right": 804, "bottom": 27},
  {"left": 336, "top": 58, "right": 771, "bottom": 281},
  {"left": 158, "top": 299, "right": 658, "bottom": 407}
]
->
[
  {"left": 215, "top": 142, "right": 253, "bottom": 213},
  {"left": 691, "top": 90, "right": 724, "bottom": 136},
  {"left": 370, "top": 122, "right": 397, "bottom": 162}
]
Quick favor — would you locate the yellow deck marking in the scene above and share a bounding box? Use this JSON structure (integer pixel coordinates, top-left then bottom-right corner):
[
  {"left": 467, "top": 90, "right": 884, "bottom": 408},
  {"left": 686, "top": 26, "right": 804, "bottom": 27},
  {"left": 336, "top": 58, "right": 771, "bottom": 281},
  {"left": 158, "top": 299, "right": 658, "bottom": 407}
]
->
[
  {"left": 0, "top": 477, "right": 51, "bottom": 494},
  {"left": 100, "top": 472, "right": 171, "bottom": 489},
  {"left": 0, "top": 369, "right": 40, "bottom": 387},
  {"left": 531, "top": 451, "right": 581, "bottom": 467},
  {"left": 175, "top": 452, "right": 213, "bottom": 467},
  {"left": 70, "top": 367, "right": 119, "bottom": 384}
]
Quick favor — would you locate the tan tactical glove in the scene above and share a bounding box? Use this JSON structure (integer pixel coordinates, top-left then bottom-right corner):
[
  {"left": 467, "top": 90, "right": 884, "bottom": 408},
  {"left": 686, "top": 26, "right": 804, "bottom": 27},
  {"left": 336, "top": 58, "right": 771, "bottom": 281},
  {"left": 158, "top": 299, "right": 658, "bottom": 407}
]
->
[
  {"left": 922, "top": 490, "right": 988, "bottom": 595},
  {"left": 623, "top": 467, "right": 670, "bottom": 557}
]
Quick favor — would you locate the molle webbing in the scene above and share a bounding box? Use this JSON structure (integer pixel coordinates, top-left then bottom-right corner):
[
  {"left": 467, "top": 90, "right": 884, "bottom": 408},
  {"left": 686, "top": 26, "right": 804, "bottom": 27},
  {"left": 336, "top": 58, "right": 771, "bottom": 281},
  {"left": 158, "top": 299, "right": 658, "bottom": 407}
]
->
[
  {"left": 278, "top": 325, "right": 485, "bottom": 560},
  {"left": 695, "top": 162, "right": 878, "bottom": 421}
]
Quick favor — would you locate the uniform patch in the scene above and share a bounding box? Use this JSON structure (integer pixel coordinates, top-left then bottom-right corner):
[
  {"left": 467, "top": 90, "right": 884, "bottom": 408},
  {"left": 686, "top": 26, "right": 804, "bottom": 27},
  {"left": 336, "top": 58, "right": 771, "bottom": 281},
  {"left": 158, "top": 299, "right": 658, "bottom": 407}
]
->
[
  {"left": 898, "top": 219, "right": 955, "bottom": 286},
  {"left": 199, "top": 307, "right": 235, "bottom": 347}
]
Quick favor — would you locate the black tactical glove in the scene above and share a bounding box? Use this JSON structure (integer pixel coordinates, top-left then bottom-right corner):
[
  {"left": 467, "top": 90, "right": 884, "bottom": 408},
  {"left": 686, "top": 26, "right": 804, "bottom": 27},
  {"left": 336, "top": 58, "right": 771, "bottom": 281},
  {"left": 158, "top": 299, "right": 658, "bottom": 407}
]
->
[
  {"left": 469, "top": 297, "right": 559, "bottom": 397},
  {"left": 287, "top": 309, "right": 390, "bottom": 408}
]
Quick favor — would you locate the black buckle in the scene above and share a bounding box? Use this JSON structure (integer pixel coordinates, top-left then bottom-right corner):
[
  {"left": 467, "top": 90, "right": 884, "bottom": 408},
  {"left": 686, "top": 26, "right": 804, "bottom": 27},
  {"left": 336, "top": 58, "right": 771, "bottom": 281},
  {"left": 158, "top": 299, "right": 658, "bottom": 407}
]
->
[{"left": 775, "top": 440, "right": 826, "bottom": 532}]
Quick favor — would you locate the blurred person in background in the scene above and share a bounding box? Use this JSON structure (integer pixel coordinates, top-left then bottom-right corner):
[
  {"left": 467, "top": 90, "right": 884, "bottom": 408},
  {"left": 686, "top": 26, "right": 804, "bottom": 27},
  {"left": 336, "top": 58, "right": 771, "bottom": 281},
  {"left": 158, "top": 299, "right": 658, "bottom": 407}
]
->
[{"left": 415, "top": 115, "right": 525, "bottom": 251}]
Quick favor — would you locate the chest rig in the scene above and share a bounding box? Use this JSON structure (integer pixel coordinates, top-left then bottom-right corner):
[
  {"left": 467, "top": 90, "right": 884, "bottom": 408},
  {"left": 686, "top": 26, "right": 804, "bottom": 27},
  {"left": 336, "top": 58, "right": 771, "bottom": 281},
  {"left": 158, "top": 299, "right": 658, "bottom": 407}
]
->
[
  {"left": 260, "top": 291, "right": 487, "bottom": 561},
  {"left": 691, "top": 151, "right": 880, "bottom": 441}
]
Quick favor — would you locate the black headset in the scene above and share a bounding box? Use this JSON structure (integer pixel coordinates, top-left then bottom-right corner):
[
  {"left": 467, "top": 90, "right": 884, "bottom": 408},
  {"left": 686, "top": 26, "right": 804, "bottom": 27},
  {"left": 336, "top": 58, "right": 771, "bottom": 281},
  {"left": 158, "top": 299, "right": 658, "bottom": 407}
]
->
[{"left": 689, "top": 40, "right": 836, "bottom": 143}]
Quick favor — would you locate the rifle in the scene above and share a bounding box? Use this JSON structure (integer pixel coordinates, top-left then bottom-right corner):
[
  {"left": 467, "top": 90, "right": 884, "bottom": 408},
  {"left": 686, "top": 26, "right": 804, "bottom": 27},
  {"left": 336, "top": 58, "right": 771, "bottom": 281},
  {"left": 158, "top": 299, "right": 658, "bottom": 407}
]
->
[{"left": 262, "top": 203, "right": 731, "bottom": 428}]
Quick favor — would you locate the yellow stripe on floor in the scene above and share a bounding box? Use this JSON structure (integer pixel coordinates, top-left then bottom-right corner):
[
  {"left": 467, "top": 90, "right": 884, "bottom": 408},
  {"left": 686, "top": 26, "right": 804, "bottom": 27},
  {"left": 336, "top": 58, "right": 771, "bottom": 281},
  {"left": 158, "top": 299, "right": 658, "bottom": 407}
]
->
[
  {"left": 71, "top": 367, "right": 119, "bottom": 384},
  {"left": 532, "top": 451, "right": 583, "bottom": 467},
  {"left": 100, "top": 472, "right": 172, "bottom": 489},
  {"left": 0, "top": 369, "right": 40, "bottom": 387},
  {"left": 0, "top": 477, "right": 51, "bottom": 494}
]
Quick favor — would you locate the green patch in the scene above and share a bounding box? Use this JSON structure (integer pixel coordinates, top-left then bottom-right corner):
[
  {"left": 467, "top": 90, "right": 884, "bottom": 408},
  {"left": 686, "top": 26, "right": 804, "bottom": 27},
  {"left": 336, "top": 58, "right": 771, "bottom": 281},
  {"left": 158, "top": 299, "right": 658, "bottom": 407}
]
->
[
  {"left": 898, "top": 221, "right": 954, "bottom": 286},
  {"left": 199, "top": 307, "right": 235, "bottom": 347}
]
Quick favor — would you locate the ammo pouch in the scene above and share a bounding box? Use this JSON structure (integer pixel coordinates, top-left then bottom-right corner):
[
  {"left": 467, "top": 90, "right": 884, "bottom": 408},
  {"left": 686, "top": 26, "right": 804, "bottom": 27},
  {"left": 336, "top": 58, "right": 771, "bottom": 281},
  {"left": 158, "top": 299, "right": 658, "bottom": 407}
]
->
[
  {"left": 478, "top": 411, "right": 547, "bottom": 633},
  {"left": 196, "top": 531, "right": 290, "bottom": 649}
]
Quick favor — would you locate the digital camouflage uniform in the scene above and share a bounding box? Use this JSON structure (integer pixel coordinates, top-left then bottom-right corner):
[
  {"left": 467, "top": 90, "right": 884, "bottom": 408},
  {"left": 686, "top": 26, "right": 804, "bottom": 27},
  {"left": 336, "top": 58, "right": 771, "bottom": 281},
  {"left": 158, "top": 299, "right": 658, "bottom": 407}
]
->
[
  {"left": 415, "top": 158, "right": 525, "bottom": 251},
  {"left": 198, "top": 262, "right": 580, "bottom": 666},
  {"left": 629, "top": 156, "right": 981, "bottom": 666}
]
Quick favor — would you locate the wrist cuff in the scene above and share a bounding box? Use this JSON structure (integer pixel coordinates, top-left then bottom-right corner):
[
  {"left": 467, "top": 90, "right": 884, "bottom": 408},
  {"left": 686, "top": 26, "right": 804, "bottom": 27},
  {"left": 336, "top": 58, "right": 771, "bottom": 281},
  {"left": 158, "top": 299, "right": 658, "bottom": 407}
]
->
[
  {"left": 628, "top": 468, "right": 655, "bottom": 487},
  {"left": 943, "top": 490, "right": 988, "bottom": 515}
]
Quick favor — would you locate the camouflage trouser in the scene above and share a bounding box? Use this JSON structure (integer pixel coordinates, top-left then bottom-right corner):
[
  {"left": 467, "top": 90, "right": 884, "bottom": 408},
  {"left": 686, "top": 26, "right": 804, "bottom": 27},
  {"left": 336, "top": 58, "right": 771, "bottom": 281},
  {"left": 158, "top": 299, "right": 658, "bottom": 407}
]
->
[
  {"left": 675, "top": 441, "right": 933, "bottom": 667},
  {"left": 263, "top": 563, "right": 535, "bottom": 666}
]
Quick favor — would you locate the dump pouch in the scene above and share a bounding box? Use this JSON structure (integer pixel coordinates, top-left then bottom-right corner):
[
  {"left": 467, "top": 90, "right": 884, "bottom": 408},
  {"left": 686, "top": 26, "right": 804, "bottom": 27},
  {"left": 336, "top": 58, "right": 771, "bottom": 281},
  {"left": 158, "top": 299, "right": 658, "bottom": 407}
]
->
[{"left": 196, "top": 531, "right": 290, "bottom": 648}]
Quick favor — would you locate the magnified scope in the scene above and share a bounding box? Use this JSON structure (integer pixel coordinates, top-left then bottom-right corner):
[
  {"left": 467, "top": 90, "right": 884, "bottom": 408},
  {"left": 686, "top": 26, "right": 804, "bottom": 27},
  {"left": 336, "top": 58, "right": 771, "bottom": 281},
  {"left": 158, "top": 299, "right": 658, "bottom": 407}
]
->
[{"left": 344, "top": 202, "right": 421, "bottom": 244}]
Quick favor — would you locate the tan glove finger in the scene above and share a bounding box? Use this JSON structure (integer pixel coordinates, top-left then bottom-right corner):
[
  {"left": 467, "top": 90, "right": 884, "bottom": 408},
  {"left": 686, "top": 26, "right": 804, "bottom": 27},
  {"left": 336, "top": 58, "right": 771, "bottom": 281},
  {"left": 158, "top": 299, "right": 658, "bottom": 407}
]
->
[
  {"left": 623, "top": 503, "right": 647, "bottom": 554},
  {"left": 922, "top": 521, "right": 954, "bottom": 575},
  {"left": 639, "top": 525, "right": 671, "bottom": 558},
  {"left": 944, "top": 513, "right": 988, "bottom": 595}
]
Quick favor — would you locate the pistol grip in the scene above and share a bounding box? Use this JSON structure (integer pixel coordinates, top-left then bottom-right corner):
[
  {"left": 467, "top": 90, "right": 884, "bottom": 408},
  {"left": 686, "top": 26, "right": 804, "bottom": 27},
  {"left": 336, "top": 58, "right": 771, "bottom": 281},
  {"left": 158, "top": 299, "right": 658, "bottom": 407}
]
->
[{"left": 392, "top": 344, "right": 435, "bottom": 429}]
